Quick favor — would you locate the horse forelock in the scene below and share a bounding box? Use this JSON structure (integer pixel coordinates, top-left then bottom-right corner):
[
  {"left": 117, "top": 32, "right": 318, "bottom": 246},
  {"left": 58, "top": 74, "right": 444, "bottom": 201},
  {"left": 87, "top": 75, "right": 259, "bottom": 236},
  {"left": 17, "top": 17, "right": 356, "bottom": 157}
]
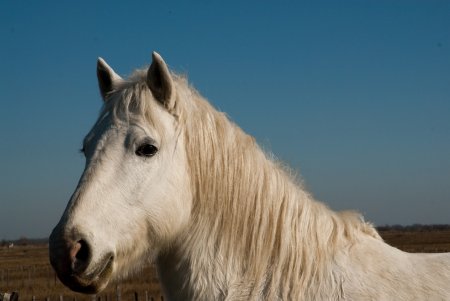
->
[{"left": 98, "top": 68, "right": 190, "bottom": 140}]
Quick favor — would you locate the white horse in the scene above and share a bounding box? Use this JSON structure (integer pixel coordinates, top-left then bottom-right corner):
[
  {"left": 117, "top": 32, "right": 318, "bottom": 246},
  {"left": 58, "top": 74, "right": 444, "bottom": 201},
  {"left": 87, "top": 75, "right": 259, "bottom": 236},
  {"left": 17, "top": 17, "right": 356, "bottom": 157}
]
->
[{"left": 49, "top": 52, "right": 450, "bottom": 300}]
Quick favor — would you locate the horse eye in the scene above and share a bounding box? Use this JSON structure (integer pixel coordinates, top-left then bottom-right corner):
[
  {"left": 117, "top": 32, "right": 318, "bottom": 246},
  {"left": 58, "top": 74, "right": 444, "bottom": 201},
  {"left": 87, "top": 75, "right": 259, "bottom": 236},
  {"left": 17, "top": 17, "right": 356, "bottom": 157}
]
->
[{"left": 135, "top": 143, "right": 158, "bottom": 157}]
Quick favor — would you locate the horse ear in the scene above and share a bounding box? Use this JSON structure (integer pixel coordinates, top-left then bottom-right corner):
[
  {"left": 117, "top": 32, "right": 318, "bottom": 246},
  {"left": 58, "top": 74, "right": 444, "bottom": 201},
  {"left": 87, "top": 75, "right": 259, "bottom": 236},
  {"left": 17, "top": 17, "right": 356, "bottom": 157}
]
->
[
  {"left": 147, "top": 52, "right": 174, "bottom": 109},
  {"left": 97, "top": 57, "right": 122, "bottom": 101}
]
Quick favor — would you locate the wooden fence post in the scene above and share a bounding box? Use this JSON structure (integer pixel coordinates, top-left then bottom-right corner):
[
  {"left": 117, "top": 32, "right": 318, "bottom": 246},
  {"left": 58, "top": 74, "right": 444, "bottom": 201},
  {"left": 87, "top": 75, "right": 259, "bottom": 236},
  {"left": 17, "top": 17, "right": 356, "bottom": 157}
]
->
[
  {"left": 21, "top": 266, "right": 25, "bottom": 287},
  {"left": 116, "top": 285, "right": 121, "bottom": 301}
]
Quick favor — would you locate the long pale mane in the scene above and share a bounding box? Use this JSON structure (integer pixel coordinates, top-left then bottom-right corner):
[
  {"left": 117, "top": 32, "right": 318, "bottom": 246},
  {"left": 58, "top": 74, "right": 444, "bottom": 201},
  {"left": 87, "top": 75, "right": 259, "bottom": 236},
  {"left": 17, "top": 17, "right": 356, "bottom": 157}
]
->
[{"left": 104, "top": 68, "right": 381, "bottom": 300}]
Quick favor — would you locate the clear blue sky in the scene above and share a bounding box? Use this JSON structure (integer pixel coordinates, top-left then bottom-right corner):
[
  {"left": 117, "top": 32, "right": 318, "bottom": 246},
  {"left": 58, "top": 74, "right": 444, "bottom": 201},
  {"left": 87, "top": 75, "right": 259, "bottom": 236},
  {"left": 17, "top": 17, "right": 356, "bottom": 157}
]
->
[{"left": 1, "top": 1, "right": 449, "bottom": 240}]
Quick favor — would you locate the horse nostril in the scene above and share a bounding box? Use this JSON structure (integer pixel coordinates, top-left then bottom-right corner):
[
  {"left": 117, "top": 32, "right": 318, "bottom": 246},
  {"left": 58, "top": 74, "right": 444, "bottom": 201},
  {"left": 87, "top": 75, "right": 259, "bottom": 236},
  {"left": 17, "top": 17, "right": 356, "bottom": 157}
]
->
[
  {"left": 76, "top": 240, "right": 90, "bottom": 262},
  {"left": 70, "top": 239, "right": 91, "bottom": 273}
]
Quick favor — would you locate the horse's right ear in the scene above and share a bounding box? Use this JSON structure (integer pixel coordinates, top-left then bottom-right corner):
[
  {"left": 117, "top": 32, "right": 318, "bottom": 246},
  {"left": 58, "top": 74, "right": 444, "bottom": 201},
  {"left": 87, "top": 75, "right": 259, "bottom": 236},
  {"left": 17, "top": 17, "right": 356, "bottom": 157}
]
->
[{"left": 97, "top": 58, "right": 122, "bottom": 101}]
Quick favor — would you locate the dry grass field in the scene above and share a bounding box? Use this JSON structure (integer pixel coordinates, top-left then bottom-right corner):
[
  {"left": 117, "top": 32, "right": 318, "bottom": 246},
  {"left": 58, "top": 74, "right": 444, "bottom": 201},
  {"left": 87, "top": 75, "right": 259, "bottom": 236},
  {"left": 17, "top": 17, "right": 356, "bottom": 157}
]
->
[
  {"left": 1, "top": 228, "right": 450, "bottom": 300},
  {"left": 380, "top": 227, "right": 450, "bottom": 253}
]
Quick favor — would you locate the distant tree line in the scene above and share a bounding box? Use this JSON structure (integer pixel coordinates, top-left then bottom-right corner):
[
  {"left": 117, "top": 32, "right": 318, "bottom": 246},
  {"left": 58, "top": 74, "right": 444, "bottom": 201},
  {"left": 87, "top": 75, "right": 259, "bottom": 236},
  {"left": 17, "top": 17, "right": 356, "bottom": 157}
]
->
[
  {"left": 0, "top": 237, "right": 48, "bottom": 247},
  {"left": 377, "top": 224, "right": 450, "bottom": 232}
]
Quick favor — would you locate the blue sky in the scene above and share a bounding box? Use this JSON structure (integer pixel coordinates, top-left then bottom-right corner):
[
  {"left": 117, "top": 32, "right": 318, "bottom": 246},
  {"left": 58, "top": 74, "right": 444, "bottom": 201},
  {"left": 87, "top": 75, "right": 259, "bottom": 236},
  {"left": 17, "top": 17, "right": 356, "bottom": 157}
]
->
[{"left": 1, "top": 1, "right": 449, "bottom": 239}]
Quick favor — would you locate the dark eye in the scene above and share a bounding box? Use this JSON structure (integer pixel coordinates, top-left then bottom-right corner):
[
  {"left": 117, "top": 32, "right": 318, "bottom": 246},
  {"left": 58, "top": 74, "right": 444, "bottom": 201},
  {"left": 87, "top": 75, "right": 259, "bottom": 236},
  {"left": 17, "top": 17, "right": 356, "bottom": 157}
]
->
[{"left": 135, "top": 143, "right": 158, "bottom": 157}]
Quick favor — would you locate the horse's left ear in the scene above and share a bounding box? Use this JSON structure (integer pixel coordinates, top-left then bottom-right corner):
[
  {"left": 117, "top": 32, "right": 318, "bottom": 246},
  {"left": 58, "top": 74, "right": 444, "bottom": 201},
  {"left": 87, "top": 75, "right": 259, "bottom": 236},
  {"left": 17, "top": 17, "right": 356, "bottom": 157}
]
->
[{"left": 147, "top": 52, "right": 175, "bottom": 109}]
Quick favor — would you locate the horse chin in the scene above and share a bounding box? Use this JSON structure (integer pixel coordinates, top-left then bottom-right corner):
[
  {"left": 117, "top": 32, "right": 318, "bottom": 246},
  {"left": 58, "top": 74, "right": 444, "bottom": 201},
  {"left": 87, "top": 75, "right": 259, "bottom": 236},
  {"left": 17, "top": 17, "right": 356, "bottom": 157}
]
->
[{"left": 58, "top": 255, "right": 114, "bottom": 294}]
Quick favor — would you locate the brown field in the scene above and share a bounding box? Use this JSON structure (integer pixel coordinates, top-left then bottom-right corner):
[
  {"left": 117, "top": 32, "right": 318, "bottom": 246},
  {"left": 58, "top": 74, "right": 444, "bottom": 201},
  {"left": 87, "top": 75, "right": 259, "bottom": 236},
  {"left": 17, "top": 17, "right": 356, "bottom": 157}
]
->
[{"left": 1, "top": 228, "right": 450, "bottom": 300}]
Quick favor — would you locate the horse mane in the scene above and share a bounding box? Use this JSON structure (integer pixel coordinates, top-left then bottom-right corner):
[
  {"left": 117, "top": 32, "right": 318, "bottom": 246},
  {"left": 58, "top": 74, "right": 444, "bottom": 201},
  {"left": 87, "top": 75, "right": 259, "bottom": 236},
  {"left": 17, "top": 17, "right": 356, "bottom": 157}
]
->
[
  {"left": 104, "top": 68, "right": 381, "bottom": 300},
  {"left": 178, "top": 81, "right": 381, "bottom": 299}
]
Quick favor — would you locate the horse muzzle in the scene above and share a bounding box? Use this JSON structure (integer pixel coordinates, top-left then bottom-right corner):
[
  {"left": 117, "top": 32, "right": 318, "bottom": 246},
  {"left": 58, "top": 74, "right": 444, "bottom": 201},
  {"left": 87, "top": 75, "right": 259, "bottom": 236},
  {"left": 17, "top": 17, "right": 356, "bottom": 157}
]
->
[{"left": 49, "top": 226, "right": 115, "bottom": 294}]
